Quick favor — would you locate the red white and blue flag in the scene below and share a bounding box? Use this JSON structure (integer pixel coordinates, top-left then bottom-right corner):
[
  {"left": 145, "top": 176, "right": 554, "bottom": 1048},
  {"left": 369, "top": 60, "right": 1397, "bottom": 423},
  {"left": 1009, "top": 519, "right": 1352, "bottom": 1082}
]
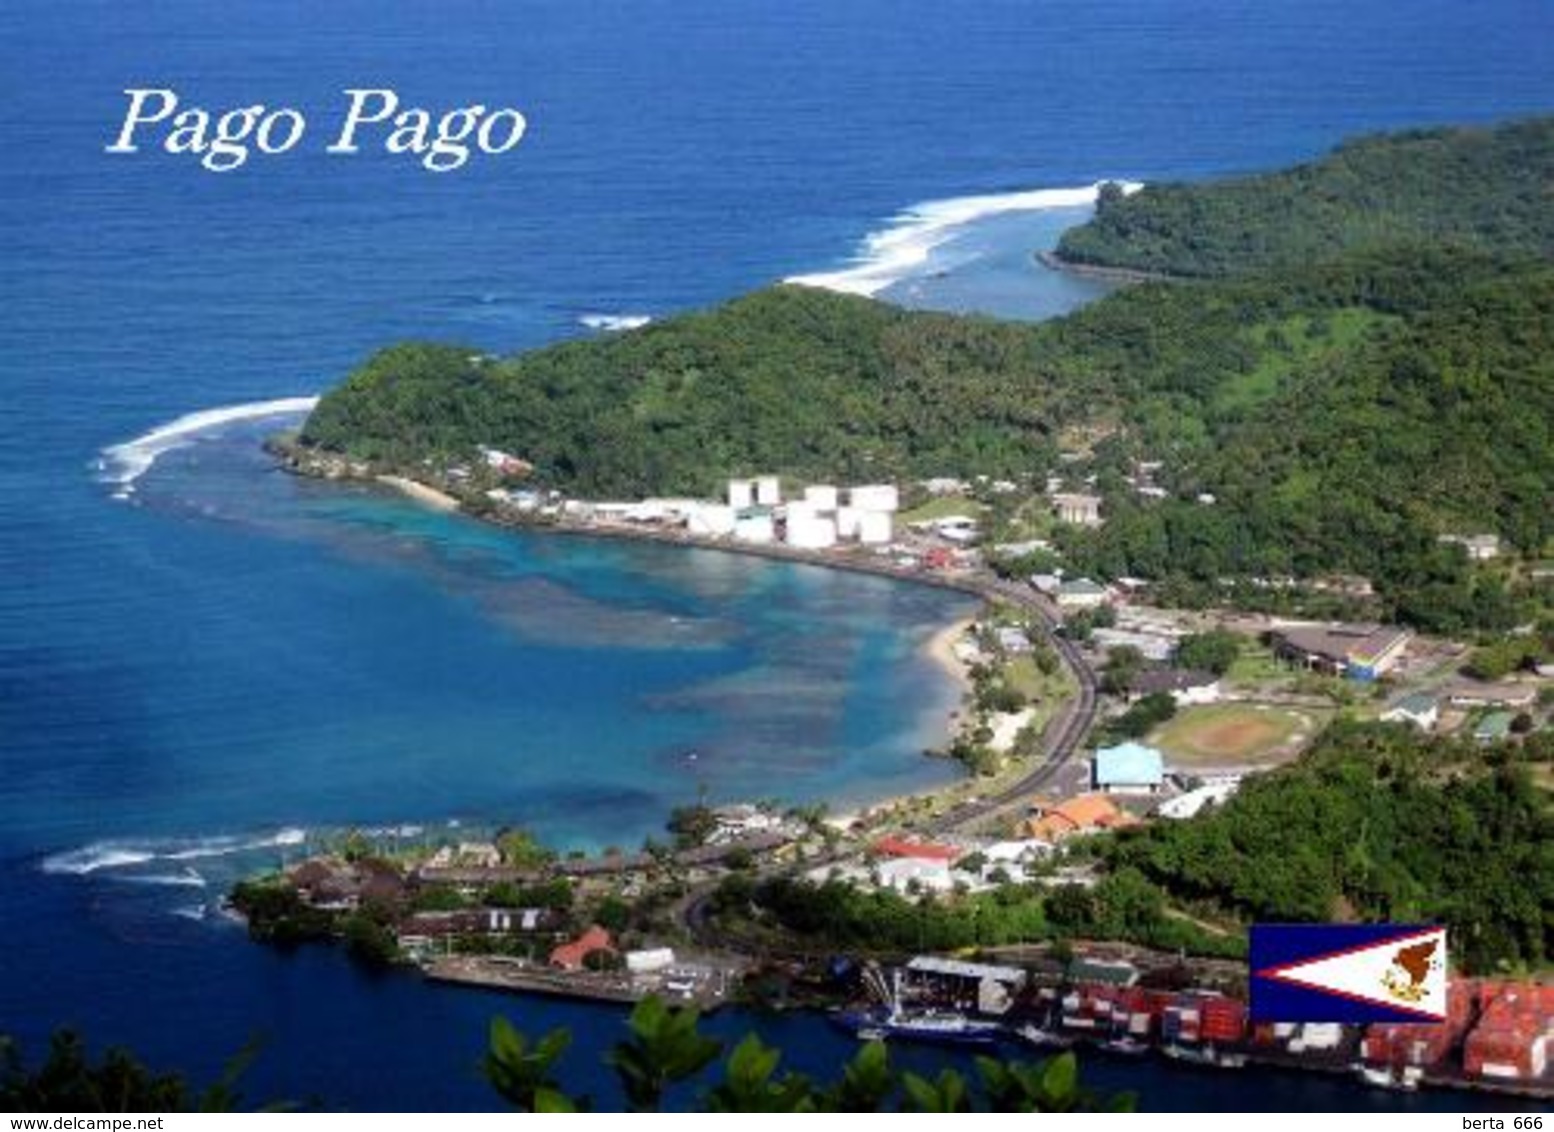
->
[{"left": 1250, "top": 924, "right": 1448, "bottom": 1023}]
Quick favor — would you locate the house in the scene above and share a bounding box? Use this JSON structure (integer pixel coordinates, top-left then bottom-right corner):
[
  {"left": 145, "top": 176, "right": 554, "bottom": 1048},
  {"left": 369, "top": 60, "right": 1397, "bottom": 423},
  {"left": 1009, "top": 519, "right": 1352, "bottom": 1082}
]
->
[
  {"left": 1156, "top": 779, "right": 1239, "bottom": 820},
  {"left": 1093, "top": 627, "right": 1175, "bottom": 663},
  {"left": 876, "top": 857, "right": 956, "bottom": 894},
  {"left": 1269, "top": 623, "right": 1411, "bottom": 680},
  {"left": 1025, "top": 793, "right": 1135, "bottom": 841},
  {"left": 1068, "top": 957, "right": 1139, "bottom": 988},
  {"left": 1440, "top": 533, "right": 1501, "bottom": 561},
  {"left": 932, "top": 515, "right": 979, "bottom": 544},
  {"left": 1055, "top": 577, "right": 1109, "bottom": 610},
  {"left": 290, "top": 859, "right": 362, "bottom": 910},
  {"left": 1472, "top": 711, "right": 1515, "bottom": 744},
  {"left": 1381, "top": 692, "right": 1440, "bottom": 731},
  {"left": 1447, "top": 681, "right": 1538, "bottom": 710},
  {"left": 1127, "top": 668, "right": 1221, "bottom": 705},
  {"left": 1051, "top": 493, "right": 1103, "bottom": 527},
  {"left": 625, "top": 947, "right": 677, "bottom": 974},
  {"left": 549, "top": 925, "right": 616, "bottom": 971},
  {"left": 456, "top": 841, "right": 503, "bottom": 869},
  {"left": 1093, "top": 742, "right": 1166, "bottom": 794},
  {"left": 873, "top": 836, "right": 962, "bottom": 864},
  {"left": 996, "top": 626, "right": 1032, "bottom": 654},
  {"left": 708, "top": 803, "right": 785, "bottom": 845}
]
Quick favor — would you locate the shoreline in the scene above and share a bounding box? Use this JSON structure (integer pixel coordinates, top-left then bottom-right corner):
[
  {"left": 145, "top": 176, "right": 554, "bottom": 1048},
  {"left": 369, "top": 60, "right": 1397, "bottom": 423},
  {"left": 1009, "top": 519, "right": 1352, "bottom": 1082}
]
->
[
  {"left": 268, "top": 441, "right": 1098, "bottom": 838},
  {"left": 377, "top": 474, "right": 460, "bottom": 511},
  {"left": 1034, "top": 249, "right": 1181, "bottom": 286}
]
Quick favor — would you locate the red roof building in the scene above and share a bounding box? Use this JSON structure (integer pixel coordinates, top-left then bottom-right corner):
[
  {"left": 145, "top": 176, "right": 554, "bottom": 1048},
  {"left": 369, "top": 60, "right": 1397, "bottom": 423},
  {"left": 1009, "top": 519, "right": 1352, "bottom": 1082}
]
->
[
  {"left": 872, "top": 837, "right": 961, "bottom": 863},
  {"left": 548, "top": 925, "right": 615, "bottom": 971}
]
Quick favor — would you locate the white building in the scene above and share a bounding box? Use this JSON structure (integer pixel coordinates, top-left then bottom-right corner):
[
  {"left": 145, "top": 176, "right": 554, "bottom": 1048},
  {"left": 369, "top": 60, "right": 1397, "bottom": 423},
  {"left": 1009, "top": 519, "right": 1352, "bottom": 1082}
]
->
[
  {"left": 625, "top": 948, "right": 677, "bottom": 974},
  {"left": 755, "top": 475, "right": 782, "bottom": 506},
  {"left": 876, "top": 857, "right": 955, "bottom": 894},
  {"left": 835, "top": 506, "right": 862, "bottom": 539},
  {"left": 1381, "top": 692, "right": 1440, "bottom": 731},
  {"left": 1055, "top": 577, "right": 1109, "bottom": 609},
  {"left": 785, "top": 503, "right": 838, "bottom": 549},
  {"left": 933, "top": 515, "right": 979, "bottom": 544},
  {"left": 733, "top": 510, "right": 775, "bottom": 544},
  {"left": 848, "top": 484, "right": 899, "bottom": 512},
  {"left": 687, "top": 504, "right": 737, "bottom": 537},
  {"left": 803, "top": 484, "right": 839, "bottom": 511},
  {"left": 857, "top": 510, "right": 893, "bottom": 544},
  {"left": 1052, "top": 493, "right": 1103, "bottom": 527},
  {"left": 1157, "top": 780, "right": 1240, "bottom": 820},
  {"left": 727, "top": 479, "right": 754, "bottom": 509}
]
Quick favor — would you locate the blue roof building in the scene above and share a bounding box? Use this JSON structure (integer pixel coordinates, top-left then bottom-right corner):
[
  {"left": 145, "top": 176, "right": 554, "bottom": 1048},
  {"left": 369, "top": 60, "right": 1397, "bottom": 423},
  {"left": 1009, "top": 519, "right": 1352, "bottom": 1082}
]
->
[{"left": 1093, "top": 742, "right": 1165, "bottom": 794}]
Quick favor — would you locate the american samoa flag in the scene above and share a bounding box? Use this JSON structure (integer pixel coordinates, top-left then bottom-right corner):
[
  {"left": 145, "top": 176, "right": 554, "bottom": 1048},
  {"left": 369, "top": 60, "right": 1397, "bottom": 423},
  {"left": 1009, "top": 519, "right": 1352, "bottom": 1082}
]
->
[{"left": 1250, "top": 924, "right": 1448, "bottom": 1023}]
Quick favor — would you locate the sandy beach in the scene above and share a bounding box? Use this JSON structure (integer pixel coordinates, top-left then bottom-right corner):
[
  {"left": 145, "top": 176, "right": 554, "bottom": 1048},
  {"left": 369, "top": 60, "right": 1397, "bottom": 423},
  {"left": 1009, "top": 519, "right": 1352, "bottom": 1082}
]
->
[
  {"left": 925, "top": 615, "right": 977, "bottom": 689},
  {"left": 377, "top": 474, "right": 460, "bottom": 512}
]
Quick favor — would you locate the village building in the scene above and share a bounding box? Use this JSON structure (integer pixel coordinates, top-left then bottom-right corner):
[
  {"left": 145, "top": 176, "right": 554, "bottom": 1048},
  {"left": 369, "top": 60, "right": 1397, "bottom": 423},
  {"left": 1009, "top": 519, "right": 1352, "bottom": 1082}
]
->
[
  {"left": 995, "top": 626, "right": 1032, "bottom": 654},
  {"left": 1055, "top": 577, "right": 1109, "bottom": 610},
  {"left": 1092, "top": 742, "right": 1166, "bottom": 794},
  {"left": 1381, "top": 691, "right": 1440, "bottom": 731},
  {"left": 549, "top": 925, "right": 616, "bottom": 971},
  {"left": 1127, "top": 668, "right": 1221, "bottom": 705},
  {"left": 1269, "top": 622, "right": 1411, "bottom": 680},
  {"left": 707, "top": 803, "right": 785, "bottom": 845},
  {"left": 1024, "top": 794, "right": 1136, "bottom": 841},
  {"left": 1472, "top": 711, "right": 1515, "bottom": 744},
  {"left": 1447, "top": 681, "right": 1539, "bottom": 710},
  {"left": 872, "top": 836, "right": 962, "bottom": 864},
  {"left": 1093, "top": 627, "right": 1175, "bottom": 663},
  {"left": 875, "top": 857, "right": 956, "bottom": 894},
  {"left": 904, "top": 956, "right": 1028, "bottom": 1015},
  {"left": 1156, "top": 779, "right": 1240, "bottom": 819},
  {"left": 1439, "top": 533, "right": 1501, "bottom": 561},
  {"left": 1051, "top": 492, "right": 1103, "bottom": 527}
]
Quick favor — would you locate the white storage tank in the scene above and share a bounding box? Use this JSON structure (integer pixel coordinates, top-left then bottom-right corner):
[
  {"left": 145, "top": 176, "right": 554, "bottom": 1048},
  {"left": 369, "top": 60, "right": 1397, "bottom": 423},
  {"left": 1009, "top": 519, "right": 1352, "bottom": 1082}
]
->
[
  {"left": 734, "top": 510, "right": 775, "bottom": 544},
  {"left": 848, "top": 484, "right": 899, "bottom": 512},
  {"left": 688, "top": 504, "right": 736, "bottom": 537},
  {"left": 727, "top": 479, "right": 754, "bottom": 509},
  {"left": 786, "top": 514, "right": 837, "bottom": 550},
  {"left": 755, "top": 475, "right": 782, "bottom": 506},
  {"left": 803, "top": 484, "right": 839, "bottom": 511},
  {"left": 858, "top": 510, "right": 893, "bottom": 544}
]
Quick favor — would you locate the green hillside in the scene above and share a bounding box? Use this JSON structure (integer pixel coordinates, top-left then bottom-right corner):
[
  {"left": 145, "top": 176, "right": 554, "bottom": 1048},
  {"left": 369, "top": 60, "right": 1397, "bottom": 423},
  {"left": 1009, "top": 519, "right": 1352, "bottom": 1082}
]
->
[
  {"left": 1056, "top": 117, "right": 1554, "bottom": 277},
  {"left": 1105, "top": 723, "right": 1553, "bottom": 973},
  {"left": 300, "top": 118, "right": 1554, "bottom": 632}
]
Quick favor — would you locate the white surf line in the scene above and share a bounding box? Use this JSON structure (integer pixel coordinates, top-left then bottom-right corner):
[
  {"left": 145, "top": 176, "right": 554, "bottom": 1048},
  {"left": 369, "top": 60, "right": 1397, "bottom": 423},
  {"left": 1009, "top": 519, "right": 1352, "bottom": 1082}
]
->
[
  {"left": 786, "top": 180, "right": 1143, "bottom": 297},
  {"left": 579, "top": 313, "right": 653, "bottom": 332},
  {"left": 98, "top": 395, "right": 321, "bottom": 495}
]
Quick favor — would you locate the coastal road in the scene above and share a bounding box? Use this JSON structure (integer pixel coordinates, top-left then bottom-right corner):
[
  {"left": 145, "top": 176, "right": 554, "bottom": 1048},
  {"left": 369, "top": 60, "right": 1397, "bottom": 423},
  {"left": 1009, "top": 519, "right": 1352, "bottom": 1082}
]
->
[{"left": 927, "top": 578, "right": 1099, "bottom": 835}]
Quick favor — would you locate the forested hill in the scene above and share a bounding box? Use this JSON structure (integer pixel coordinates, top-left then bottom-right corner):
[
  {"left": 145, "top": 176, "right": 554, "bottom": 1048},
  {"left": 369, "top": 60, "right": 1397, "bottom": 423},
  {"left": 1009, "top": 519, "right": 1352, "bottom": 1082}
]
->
[{"left": 1055, "top": 117, "right": 1554, "bottom": 277}]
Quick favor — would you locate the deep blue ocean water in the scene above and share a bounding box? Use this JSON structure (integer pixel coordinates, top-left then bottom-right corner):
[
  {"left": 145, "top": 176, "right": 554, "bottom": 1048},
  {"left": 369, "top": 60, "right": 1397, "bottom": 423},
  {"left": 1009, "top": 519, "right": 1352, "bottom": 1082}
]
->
[{"left": 2, "top": 0, "right": 1551, "bottom": 1111}]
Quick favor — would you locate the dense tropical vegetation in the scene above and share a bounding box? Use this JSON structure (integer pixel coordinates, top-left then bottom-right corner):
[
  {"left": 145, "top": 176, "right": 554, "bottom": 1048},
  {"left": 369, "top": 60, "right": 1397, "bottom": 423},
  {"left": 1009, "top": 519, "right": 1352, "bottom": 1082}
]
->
[
  {"left": 301, "top": 250, "right": 1552, "bottom": 631},
  {"left": 1056, "top": 117, "right": 1554, "bottom": 276},
  {"left": 1104, "top": 723, "right": 1553, "bottom": 974}
]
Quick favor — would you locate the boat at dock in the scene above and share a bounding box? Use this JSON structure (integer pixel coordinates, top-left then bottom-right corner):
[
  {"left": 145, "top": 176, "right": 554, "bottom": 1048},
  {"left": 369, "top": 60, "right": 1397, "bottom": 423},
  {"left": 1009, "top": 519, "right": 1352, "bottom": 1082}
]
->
[
  {"left": 833, "top": 1006, "right": 1004, "bottom": 1047},
  {"left": 1015, "top": 1023, "right": 1074, "bottom": 1050}
]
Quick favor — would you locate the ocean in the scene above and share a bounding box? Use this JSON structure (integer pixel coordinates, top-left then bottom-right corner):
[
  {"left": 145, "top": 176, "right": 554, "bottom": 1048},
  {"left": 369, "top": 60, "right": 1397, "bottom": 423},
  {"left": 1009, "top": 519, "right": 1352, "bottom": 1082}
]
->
[{"left": 1, "top": 0, "right": 1550, "bottom": 1111}]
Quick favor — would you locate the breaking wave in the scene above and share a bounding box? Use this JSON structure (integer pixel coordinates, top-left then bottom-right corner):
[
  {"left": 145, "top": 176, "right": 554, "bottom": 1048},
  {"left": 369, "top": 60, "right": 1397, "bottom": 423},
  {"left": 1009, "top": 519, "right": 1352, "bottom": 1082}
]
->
[
  {"left": 40, "top": 828, "right": 307, "bottom": 876},
  {"left": 786, "top": 180, "right": 1143, "bottom": 297},
  {"left": 579, "top": 312, "right": 652, "bottom": 332},
  {"left": 97, "top": 396, "right": 320, "bottom": 496}
]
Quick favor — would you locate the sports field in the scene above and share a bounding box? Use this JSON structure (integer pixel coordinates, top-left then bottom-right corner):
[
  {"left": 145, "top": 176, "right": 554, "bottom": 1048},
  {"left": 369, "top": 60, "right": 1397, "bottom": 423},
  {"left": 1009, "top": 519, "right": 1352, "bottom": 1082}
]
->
[{"left": 1150, "top": 702, "right": 1325, "bottom": 767}]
